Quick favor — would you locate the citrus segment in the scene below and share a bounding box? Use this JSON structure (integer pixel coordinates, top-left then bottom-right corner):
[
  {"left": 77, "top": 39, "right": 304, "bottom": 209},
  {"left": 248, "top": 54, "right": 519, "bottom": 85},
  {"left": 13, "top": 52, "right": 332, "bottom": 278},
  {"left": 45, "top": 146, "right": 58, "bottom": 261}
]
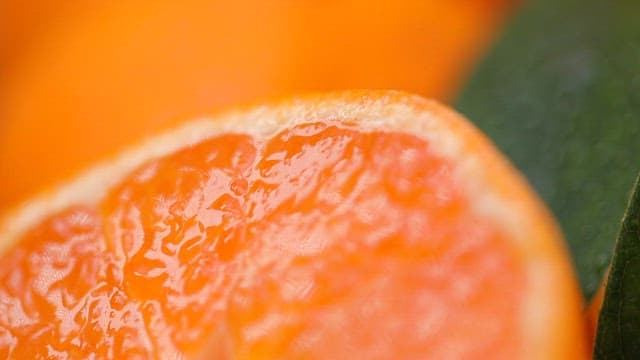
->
[
  {"left": 0, "top": 92, "right": 587, "bottom": 358},
  {"left": 0, "top": 207, "right": 158, "bottom": 358}
]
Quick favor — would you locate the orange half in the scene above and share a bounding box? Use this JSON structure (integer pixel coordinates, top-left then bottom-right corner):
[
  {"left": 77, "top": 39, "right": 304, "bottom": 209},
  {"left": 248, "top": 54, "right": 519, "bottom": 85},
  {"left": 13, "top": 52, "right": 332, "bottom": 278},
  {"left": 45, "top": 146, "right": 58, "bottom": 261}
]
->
[{"left": 0, "top": 91, "right": 586, "bottom": 358}]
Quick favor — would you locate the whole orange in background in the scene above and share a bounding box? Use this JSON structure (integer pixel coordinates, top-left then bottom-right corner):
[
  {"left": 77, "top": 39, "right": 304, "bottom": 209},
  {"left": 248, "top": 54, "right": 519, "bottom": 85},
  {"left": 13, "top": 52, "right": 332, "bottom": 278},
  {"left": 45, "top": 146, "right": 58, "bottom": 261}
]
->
[
  {"left": 0, "top": 0, "right": 515, "bottom": 213},
  {"left": 0, "top": 91, "right": 586, "bottom": 358}
]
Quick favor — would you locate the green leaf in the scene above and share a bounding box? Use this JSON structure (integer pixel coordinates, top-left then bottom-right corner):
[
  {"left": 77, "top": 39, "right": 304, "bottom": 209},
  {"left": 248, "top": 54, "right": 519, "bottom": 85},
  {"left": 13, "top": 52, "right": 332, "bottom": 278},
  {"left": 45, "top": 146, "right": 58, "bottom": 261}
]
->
[
  {"left": 456, "top": 0, "right": 640, "bottom": 297},
  {"left": 594, "top": 174, "right": 640, "bottom": 358}
]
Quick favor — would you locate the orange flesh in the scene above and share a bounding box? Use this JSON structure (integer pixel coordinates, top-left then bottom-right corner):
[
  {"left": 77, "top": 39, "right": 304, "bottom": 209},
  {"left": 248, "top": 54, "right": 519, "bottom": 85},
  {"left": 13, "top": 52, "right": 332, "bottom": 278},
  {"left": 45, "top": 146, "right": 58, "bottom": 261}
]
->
[{"left": 0, "top": 122, "right": 525, "bottom": 358}]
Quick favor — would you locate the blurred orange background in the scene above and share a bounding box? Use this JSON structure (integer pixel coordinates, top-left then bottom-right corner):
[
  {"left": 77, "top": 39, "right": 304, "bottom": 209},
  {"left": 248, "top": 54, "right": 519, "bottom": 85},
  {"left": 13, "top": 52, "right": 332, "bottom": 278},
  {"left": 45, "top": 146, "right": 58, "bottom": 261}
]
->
[{"left": 0, "top": 0, "right": 515, "bottom": 211}]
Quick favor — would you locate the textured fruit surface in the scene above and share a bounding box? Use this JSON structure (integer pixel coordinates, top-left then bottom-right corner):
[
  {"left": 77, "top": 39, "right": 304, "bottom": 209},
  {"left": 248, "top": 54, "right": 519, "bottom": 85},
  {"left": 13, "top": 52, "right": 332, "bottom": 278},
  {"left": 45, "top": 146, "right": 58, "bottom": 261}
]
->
[
  {"left": 0, "top": 125, "right": 523, "bottom": 357},
  {"left": 0, "top": 0, "right": 515, "bottom": 212},
  {"left": 0, "top": 92, "right": 587, "bottom": 358}
]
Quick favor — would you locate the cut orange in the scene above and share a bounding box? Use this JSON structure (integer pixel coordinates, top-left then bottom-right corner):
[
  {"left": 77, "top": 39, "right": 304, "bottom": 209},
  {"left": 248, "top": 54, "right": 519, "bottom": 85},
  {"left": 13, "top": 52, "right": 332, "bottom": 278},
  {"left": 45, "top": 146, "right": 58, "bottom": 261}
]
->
[
  {"left": 586, "top": 277, "right": 605, "bottom": 348},
  {"left": 0, "top": 91, "right": 586, "bottom": 358},
  {"left": 0, "top": 0, "right": 516, "bottom": 212}
]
